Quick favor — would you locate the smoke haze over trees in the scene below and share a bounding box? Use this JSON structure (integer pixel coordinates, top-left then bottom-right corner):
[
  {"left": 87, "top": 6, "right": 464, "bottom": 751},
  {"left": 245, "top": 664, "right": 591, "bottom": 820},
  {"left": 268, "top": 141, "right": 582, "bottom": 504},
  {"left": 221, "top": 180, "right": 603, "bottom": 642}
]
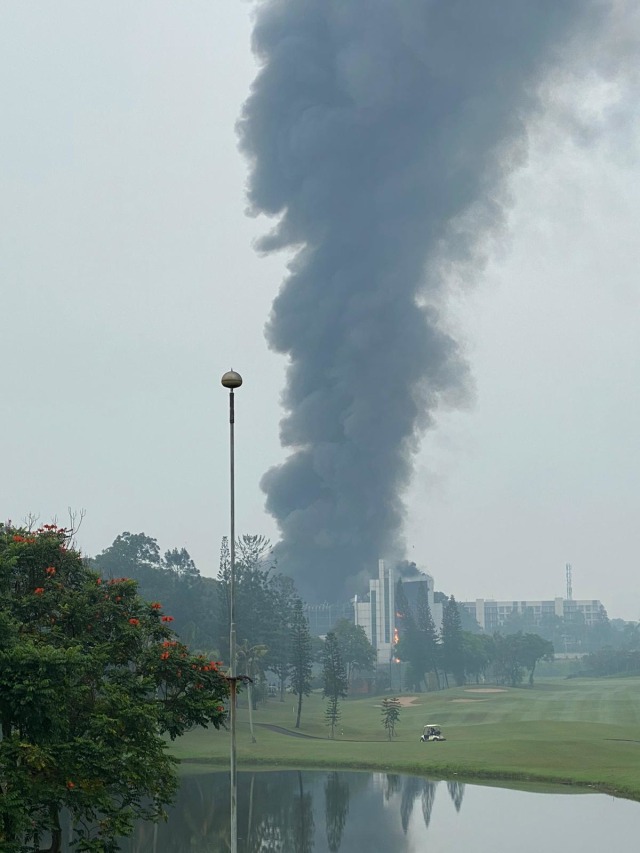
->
[{"left": 239, "top": 0, "right": 603, "bottom": 602}]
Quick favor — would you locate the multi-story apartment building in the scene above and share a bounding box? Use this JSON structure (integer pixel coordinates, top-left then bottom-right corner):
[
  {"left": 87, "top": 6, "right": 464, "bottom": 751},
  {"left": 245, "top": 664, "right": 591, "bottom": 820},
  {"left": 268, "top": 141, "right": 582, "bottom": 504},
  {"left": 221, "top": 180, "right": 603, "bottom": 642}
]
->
[{"left": 459, "top": 597, "right": 608, "bottom": 632}]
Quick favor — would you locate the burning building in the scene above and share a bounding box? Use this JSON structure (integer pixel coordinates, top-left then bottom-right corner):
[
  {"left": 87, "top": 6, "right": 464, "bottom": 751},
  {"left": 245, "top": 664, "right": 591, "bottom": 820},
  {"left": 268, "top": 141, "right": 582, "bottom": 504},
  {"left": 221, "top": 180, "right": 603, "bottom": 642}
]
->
[{"left": 354, "top": 559, "right": 443, "bottom": 665}]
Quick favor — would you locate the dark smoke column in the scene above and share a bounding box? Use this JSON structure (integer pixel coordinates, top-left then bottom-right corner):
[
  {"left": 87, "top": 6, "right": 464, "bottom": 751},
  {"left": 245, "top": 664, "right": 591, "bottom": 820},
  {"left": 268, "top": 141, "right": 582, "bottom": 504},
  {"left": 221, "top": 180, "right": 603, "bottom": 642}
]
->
[{"left": 238, "top": 0, "right": 598, "bottom": 603}]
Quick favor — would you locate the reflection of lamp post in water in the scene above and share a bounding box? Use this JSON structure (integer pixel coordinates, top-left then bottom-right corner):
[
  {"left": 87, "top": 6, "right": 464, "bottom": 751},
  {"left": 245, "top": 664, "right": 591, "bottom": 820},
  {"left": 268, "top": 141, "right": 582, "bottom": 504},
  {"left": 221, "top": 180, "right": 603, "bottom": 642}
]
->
[{"left": 221, "top": 369, "right": 242, "bottom": 853}]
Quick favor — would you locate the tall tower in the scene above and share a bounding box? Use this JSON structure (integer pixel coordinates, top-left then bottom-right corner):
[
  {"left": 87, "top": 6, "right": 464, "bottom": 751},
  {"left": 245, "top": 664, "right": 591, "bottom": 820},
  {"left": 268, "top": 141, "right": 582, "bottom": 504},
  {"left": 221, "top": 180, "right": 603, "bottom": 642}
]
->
[{"left": 566, "top": 563, "right": 573, "bottom": 601}]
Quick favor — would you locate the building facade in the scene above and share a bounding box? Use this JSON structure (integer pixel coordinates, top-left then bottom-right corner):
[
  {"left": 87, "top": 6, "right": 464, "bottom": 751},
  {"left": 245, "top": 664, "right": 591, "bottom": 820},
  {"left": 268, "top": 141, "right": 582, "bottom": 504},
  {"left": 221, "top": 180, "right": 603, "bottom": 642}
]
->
[{"left": 459, "top": 597, "right": 608, "bottom": 632}]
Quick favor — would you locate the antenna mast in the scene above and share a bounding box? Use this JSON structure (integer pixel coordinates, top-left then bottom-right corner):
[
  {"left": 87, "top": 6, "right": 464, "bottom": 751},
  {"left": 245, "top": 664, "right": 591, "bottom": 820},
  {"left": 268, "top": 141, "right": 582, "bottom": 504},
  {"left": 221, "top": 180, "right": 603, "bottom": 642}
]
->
[{"left": 566, "top": 563, "right": 573, "bottom": 601}]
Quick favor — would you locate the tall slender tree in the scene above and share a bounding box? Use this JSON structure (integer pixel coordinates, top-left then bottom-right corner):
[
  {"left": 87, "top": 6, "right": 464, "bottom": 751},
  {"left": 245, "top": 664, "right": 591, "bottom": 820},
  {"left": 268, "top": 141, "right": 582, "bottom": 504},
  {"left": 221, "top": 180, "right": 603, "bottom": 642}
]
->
[
  {"left": 441, "top": 595, "right": 465, "bottom": 686},
  {"left": 416, "top": 582, "right": 441, "bottom": 689},
  {"left": 381, "top": 697, "right": 401, "bottom": 740},
  {"left": 290, "top": 599, "right": 313, "bottom": 728},
  {"left": 268, "top": 574, "right": 297, "bottom": 701},
  {"left": 322, "top": 632, "right": 348, "bottom": 738}
]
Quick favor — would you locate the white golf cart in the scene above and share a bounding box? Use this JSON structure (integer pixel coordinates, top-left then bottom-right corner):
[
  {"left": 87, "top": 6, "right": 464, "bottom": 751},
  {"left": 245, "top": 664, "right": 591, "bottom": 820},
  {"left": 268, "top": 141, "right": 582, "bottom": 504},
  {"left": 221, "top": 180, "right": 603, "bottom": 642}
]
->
[{"left": 420, "top": 724, "right": 445, "bottom": 743}]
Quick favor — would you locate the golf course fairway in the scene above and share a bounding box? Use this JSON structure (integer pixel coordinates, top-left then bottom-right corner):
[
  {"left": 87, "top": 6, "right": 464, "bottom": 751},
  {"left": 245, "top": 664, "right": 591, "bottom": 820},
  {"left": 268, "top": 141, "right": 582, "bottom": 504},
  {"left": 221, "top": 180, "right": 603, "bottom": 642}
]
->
[{"left": 171, "top": 677, "right": 640, "bottom": 800}]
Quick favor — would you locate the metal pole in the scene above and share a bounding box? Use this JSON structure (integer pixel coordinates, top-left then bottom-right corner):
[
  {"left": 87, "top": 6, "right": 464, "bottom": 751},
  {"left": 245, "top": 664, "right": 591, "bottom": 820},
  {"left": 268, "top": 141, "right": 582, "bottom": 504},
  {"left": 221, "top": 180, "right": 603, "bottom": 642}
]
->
[
  {"left": 229, "top": 386, "right": 237, "bottom": 853},
  {"left": 221, "top": 370, "right": 242, "bottom": 853}
]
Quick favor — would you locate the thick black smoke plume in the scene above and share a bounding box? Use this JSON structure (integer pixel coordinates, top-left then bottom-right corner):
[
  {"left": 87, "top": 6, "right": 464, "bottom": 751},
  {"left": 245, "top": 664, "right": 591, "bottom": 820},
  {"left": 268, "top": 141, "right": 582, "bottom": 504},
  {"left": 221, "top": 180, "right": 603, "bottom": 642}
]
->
[{"left": 238, "top": 0, "right": 599, "bottom": 602}]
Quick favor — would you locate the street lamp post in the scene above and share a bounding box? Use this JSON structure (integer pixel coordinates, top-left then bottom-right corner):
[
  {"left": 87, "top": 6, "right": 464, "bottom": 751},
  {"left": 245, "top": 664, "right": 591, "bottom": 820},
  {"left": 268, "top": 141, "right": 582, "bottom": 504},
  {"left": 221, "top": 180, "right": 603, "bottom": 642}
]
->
[{"left": 221, "top": 369, "right": 242, "bottom": 853}]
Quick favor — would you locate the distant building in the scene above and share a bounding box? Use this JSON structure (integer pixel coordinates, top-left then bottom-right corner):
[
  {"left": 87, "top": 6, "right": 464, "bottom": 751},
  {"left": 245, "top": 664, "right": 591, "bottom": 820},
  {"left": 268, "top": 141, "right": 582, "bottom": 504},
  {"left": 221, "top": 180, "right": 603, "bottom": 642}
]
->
[
  {"left": 304, "top": 600, "right": 354, "bottom": 637},
  {"left": 459, "top": 597, "right": 608, "bottom": 632},
  {"left": 354, "top": 559, "right": 443, "bottom": 665}
]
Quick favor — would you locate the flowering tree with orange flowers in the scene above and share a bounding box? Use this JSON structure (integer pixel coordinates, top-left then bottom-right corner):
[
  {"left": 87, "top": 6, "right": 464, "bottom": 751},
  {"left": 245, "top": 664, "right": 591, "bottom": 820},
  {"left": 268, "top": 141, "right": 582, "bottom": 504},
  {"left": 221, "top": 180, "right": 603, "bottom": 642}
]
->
[{"left": 0, "top": 522, "right": 229, "bottom": 853}]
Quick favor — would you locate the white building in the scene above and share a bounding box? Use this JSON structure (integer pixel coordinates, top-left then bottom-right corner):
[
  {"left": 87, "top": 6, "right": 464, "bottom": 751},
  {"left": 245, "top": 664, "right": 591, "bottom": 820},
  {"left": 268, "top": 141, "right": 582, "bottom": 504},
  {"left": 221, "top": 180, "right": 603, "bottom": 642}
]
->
[
  {"left": 460, "top": 597, "right": 608, "bottom": 632},
  {"left": 354, "top": 559, "right": 443, "bottom": 665}
]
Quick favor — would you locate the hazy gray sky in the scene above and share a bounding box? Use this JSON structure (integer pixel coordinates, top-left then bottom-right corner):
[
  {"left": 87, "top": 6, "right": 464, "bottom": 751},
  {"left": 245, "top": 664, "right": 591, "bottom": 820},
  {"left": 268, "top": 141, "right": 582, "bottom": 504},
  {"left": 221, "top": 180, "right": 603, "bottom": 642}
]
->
[{"left": 2, "top": 2, "right": 639, "bottom": 619}]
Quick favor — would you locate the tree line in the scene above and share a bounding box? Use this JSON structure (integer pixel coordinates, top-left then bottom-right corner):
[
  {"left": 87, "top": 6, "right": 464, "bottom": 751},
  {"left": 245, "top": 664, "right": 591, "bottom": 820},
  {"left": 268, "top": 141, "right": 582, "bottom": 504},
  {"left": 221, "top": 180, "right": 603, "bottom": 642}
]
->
[{"left": 92, "top": 531, "right": 377, "bottom": 729}]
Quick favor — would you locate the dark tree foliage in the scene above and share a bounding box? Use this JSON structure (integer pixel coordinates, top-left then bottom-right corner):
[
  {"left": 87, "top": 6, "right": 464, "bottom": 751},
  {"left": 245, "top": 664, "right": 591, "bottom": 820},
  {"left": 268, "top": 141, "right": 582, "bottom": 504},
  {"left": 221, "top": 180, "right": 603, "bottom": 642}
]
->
[
  {"left": 394, "top": 579, "right": 442, "bottom": 690},
  {"left": 462, "top": 632, "right": 495, "bottom": 683},
  {"left": 322, "top": 633, "right": 348, "bottom": 738},
  {"left": 93, "top": 532, "right": 220, "bottom": 652},
  {"left": 416, "top": 582, "right": 441, "bottom": 687},
  {"left": 517, "top": 633, "right": 555, "bottom": 685},
  {"left": 290, "top": 599, "right": 313, "bottom": 728},
  {"left": 393, "top": 579, "right": 427, "bottom": 691},
  {"left": 441, "top": 595, "right": 465, "bottom": 686},
  {"left": 491, "top": 632, "right": 554, "bottom": 686}
]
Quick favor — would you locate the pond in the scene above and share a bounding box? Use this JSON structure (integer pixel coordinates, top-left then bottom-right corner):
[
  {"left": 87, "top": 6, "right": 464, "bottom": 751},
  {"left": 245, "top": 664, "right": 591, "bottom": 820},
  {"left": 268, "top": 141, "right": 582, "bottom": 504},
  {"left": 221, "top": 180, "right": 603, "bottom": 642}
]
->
[{"left": 110, "top": 769, "right": 640, "bottom": 852}]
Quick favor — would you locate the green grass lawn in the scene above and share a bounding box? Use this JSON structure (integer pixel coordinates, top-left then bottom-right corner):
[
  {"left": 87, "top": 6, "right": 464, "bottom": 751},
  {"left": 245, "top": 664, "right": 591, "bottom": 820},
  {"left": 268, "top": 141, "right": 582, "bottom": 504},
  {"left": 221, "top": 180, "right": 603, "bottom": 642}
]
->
[{"left": 171, "top": 677, "right": 640, "bottom": 800}]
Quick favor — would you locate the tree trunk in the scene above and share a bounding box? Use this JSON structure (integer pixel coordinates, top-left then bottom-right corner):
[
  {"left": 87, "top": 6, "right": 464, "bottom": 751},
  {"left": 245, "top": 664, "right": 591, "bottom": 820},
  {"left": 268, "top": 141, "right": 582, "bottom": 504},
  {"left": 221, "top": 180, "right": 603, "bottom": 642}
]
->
[
  {"left": 247, "top": 682, "right": 257, "bottom": 743},
  {"left": 295, "top": 690, "right": 303, "bottom": 728}
]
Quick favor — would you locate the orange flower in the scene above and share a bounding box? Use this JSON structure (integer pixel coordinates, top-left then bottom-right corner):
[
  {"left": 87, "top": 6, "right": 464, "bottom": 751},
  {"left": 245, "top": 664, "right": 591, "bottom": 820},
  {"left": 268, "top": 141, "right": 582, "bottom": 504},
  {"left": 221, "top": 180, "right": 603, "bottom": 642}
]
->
[
  {"left": 96, "top": 578, "right": 102, "bottom": 585},
  {"left": 160, "top": 652, "right": 170, "bottom": 660},
  {"left": 161, "top": 615, "right": 174, "bottom": 623},
  {"left": 151, "top": 602, "right": 162, "bottom": 610},
  {"left": 34, "top": 587, "right": 45, "bottom": 595},
  {"left": 66, "top": 781, "right": 75, "bottom": 789},
  {"left": 128, "top": 618, "right": 140, "bottom": 626},
  {"left": 45, "top": 566, "right": 56, "bottom": 576}
]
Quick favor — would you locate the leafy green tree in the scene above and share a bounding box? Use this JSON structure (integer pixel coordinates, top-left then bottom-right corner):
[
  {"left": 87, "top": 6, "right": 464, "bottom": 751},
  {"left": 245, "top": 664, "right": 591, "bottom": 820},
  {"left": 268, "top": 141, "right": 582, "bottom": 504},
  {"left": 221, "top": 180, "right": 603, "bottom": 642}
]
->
[
  {"left": 93, "top": 533, "right": 220, "bottom": 652},
  {"left": 333, "top": 618, "right": 376, "bottom": 686},
  {"left": 290, "top": 599, "right": 313, "bottom": 728},
  {"left": 441, "top": 596, "right": 465, "bottom": 686},
  {"left": 0, "top": 523, "right": 228, "bottom": 853},
  {"left": 491, "top": 631, "right": 554, "bottom": 686},
  {"left": 381, "top": 697, "right": 401, "bottom": 739},
  {"left": 492, "top": 632, "right": 525, "bottom": 686},
  {"left": 518, "top": 633, "right": 554, "bottom": 685},
  {"left": 322, "top": 632, "right": 348, "bottom": 738},
  {"left": 462, "top": 632, "right": 495, "bottom": 683}
]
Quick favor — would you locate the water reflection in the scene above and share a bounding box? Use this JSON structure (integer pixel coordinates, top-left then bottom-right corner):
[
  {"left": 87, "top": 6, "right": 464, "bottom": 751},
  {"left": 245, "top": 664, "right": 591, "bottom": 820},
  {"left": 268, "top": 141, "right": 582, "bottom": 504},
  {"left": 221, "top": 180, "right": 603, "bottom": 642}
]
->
[{"left": 112, "top": 769, "right": 640, "bottom": 853}]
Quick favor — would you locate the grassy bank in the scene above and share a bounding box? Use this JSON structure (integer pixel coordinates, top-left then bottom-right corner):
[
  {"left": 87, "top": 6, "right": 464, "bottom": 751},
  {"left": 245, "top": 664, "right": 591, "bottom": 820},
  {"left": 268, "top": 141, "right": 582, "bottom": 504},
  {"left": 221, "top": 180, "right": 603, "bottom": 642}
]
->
[{"left": 171, "top": 677, "right": 640, "bottom": 800}]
